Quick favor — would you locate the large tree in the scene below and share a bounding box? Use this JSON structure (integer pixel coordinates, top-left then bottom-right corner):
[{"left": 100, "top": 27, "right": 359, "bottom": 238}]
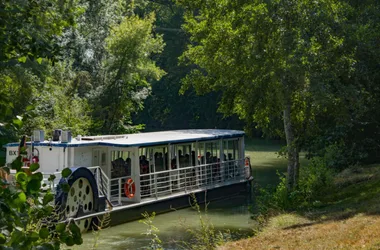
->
[{"left": 179, "top": 0, "right": 354, "bottom": 189}]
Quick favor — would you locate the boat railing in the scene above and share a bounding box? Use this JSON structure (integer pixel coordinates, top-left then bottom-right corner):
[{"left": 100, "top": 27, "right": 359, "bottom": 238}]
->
[
  {"left": 42, "top": 171, "right": 62, "bottom": 190},
  {"left": 139, "top": 159, "right": 245, "bottom": 199},
  {"left": 86, "top": 159, "right": 245, "bottom": 205},
  {"left": 108, "top": 175, "right": 132, "bottom": 205},
  {"left": 88, "top": 166, "right": 110, "bottom": 200}
]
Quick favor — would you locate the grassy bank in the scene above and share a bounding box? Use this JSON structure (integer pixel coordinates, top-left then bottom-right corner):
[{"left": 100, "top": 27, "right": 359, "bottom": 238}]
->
[{"left": 220, "top": 164, "right": 380, "bottom": 249}]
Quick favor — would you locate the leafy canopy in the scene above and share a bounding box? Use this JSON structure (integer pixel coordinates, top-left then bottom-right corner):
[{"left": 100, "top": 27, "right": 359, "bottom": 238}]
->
[{"left": 179, "top": 0, "right": 354, "bottom": 137}]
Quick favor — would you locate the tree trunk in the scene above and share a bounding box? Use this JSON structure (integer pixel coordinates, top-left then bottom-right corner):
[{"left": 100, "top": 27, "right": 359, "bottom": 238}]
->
[{"left": 283, "top": 99, "right": 300, "bottom": 191}]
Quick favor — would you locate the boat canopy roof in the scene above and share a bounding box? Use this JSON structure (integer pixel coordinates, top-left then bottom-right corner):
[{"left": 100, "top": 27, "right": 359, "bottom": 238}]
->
[{"left": 4, "top": 129, "right": 245, "bottom": 148}]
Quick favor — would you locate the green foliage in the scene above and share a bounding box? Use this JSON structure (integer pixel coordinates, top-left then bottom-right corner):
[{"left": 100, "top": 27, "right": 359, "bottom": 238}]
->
[
  {"left": 179, "top": 0, "right": 353, "bottom": 134},
  {"left": 1, "top": 0, "right": 166, "bottom": 146},
  {"left": 0, "top": 154, "right": 83, "bottom": 249},
  {"left": 92, "top": 13, "right": 166, "bottom": 134},
  {"left": 133, "top": 2, "right": 244, "bottom": 131},
  {"left": 177, "top": 0, "right": 359, "bottom": 189},
  {"left": 0, "top": 0, "right": 83, "bottom": 64},
  {"left": 179, "top": 194, "right": 229, "bottom": 250},
  {"left": 140, "top": 212, "right": 163, "bottom": 250},
  {"left": 256, "top": 157, "right": 334, "bottom": 214},
  {"left": 91, "top": 213, "right": 111, "bottom": 250}
]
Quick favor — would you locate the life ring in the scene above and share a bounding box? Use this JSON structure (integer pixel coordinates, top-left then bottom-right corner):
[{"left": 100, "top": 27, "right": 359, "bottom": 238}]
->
[
  {"left": 244, "top": 157, "right": 253, "bottom": 180},
  {"left": 124, "top": 178, "right": 136, "bottom": 198}
]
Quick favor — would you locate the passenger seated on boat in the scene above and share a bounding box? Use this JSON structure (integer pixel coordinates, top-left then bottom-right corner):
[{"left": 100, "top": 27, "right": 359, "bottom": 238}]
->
[
  {"left": 140, "top": 156, "right": 149, "bottom": 174},
  {"left": 228, "top": 153, "right": 233, "bottom": 160},
  {"left": 171, "top": 158, "right": 177, "bottom": 169},
  {"left": 206, "top": 152, "right": 212, "bottom": 164},
  {"left": 155, "top": 155, "right": 164, "bottom": 172},
  {"left": 140, "top": 155, "right": 150, "bottom": 196},
  {"left": 111, "top": 157, "right": 126, "bottom": 178},
  {"left": 200, "top": 156, "right": 205, "bottom": 164}
]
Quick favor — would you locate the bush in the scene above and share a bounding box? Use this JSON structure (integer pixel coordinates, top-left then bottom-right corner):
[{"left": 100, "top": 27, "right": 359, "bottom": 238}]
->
[
  {"left": 0, "top": 153, "right": 83, "bottom": 249},
  {"left": 298, "top": 157, "right": 334, "bottom": 203},
  {"left": 255, "top": 156, "right": 335, "bottom": 216}
]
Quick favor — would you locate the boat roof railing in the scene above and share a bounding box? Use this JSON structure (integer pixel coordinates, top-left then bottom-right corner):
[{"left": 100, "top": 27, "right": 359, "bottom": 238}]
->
[{"left": 4, "top": 129, "right": 245, "bottom": 148}]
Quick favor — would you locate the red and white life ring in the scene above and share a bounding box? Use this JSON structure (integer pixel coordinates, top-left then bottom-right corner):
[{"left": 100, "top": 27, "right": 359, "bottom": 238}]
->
[{"left": 124, "top": 178, "right": 136, "bottom": 198}]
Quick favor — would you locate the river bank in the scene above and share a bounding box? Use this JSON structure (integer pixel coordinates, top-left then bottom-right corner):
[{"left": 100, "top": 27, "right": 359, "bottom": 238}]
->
[{"left": 220, "top": 164, "right": 380, "bottom": 249}]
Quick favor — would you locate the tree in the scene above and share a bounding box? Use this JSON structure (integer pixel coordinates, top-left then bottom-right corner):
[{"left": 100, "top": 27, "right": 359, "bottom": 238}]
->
[
  {"left": 0, "top": 0, "right": 82, "bottom": 64},
  {"left": 132, "top": 1, "right": 244, "bottom": 131},
  {"left": 179, "top": 0, "right": 354, "bottom": 190},
  {"left": 0, "top": 0, "right": 83, "bottom": 145},
  {"left": 92, "top": 14, "right": 165, "bottom": 134}
]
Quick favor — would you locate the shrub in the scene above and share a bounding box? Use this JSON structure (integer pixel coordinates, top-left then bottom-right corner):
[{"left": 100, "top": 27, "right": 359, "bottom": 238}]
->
[
  {"left": 254, "top": 156, "right": 335, "bottom": 216},
  {"left": 0, "top": 153, "right": 83, "bottom": 249}
]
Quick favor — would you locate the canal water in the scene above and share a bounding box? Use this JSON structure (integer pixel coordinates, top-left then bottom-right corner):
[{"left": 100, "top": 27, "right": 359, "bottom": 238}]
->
[
  {"left": 75, "top": 194, "right": 256, "bottom": 249},
  {"left": 75, "top": 139, "right": 291, "bottom": 249}
]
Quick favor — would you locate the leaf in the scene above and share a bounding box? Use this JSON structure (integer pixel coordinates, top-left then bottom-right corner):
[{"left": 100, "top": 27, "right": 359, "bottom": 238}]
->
[
  {"left": 12, "top": 118, "right": 23, "bottom": 128},
  {"left": 29, "top": 172, "right": 43, "bottom": 182},
  {"left": 16, "top": 172, "right": 28, "bottom": 184},
  {"left": 0, "top": 233, "right": 5, "bottom": 244},
  {"left": 39, "top": 228, "right": 49, "bottom": 239},
  {"left": 73, "top": 235, "right": 83, "bottom": 245},
  {"left": 8, "top": 230, "right": 23, "bottom": 246},
  {"left": 18, "top": 56, "right": 27, "bottom": 63},
  {"left": 13, "top": 192, "right": 26, "bottom": 206},
  {"left": 65, "top": 236, "right": 75, "bottom": 246},
  {"left": 26, "top": 105, "right": 35, "bottom": 111},
  {"left": 44, "top": 205, "right": 53, "bottom": 214},
  {"left": 61, "top": 168, "right": 72, "bottom": 178},
  {"left": 29, "top": 163, "right": 40, "bottom": 172},
  {"left": 29, "top": 231, "right": 39, "bottom": 242},
  {"left": 36, "top": 57, "right": 43, "bottom": 64},
  {"left": 69, "top": 223, "right": 81, "bottom": 236},
  {"left": 43, "top": 192, "right": 54, "bottom": 205},
  {"left": 55, "top": 223, "right": 66, "bottom": 233},
  {"left": 61, "top": 183, "right": 70, "bottom": 193},
  {"left": 11, "top": 156, "right": 23, "bottom": 171},
  {"left": 27, "top": 179, "right": 41, "bottom": 193},
  {"left": 48, "top": 174, "right": 56, "bottom": 182}
]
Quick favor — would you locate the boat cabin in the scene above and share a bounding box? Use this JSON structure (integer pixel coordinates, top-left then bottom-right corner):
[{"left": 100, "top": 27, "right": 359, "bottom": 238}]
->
[{"left": 4, "top": 129, "right": 248, "bottom": 206}]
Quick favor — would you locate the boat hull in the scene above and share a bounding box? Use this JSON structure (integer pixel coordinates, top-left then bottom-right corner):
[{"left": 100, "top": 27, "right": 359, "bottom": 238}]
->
[{"left": 107, "top": 181, "right": 251, "bottom": 226}]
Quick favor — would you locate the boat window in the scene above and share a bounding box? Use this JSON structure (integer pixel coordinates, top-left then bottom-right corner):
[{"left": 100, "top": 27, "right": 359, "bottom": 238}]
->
[
  {"left": 198, "top": 141, "right": 220, "bottom": 165},
  {"left": 139, "top": 145, "right": 169, "bottom": 173},
  {"left": 175, "top": 144, "right": 194, "bottom": 168},
  {"left": 223, "top": 139, "right": 239, "bottom": 161},
  {"left": 110, "top": 150, "right": 132, "bottom": 178}
]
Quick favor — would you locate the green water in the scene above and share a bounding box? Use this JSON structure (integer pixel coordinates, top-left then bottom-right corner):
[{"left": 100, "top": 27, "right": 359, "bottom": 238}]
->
[
  {"left": 76, "top": 139, "right": 301, "bottom": 249},
  {"left": 77, "top": 195, "right": 256, "bottom": 249}
]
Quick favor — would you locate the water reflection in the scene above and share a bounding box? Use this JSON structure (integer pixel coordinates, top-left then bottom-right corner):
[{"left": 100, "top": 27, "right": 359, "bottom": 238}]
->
[{"left": 75, "top": 195, "right": 255, "bottom": 249}]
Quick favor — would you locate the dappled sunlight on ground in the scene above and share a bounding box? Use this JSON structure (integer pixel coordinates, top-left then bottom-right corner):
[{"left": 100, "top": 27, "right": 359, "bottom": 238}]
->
[
  {"left": 219, "top": 213, "right": 380, "bottom": 250},
  {"left": 220, "top": 150, "right": 380, "bottom": 250}
]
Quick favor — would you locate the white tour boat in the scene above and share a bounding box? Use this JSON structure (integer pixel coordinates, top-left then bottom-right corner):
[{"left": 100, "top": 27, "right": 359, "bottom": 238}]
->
[{"left": 3, "top": 129, "right": 253, "bottom": 231}]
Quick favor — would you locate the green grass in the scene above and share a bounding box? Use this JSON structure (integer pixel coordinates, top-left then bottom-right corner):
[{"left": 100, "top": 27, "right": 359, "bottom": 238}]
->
[
  {"left": 222, "top": 141, "right": 380, "bottom": 250},
  {"left": 245, "top": 137, "right": 309, "bottom": 187}
]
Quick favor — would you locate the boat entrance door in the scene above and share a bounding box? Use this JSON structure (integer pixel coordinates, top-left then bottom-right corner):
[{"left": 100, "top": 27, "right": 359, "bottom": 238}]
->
[{"left": 92, "top": 148, "right": 108, "bottom": 177}]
